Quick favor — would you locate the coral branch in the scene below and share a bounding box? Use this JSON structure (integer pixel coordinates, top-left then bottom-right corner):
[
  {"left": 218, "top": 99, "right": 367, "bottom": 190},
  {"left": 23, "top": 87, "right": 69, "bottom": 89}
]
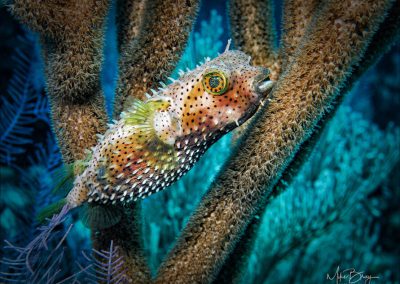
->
[
  {"left": 50, "top": 99, "right": 107, "bottom": 163},
  {"left": 80, "top": 240, "right": 128, "bottom": 283},
  {"left": 218, "top": 3, "right": 400, "bottom": 280},
  {"left": 229, "top": 0, "right": 277, "bottom": 69},
  {"left": 279, "top": 0, "right": 322, "bottom": 72},
  {"left": 228, "top": 0, "right": 278, "bottom": 139},
  {"left": 272, "top": 0, "right": 399, "bottom": 204},
  {"left": 349, "top": 2, "right": 400, "bottom": 80},
  {"left": 1, "top": 208, "right": 72, "bottom": 283},
  {"left": 155, "top": 1, "right": 394, "bottom": 282},
  {"left": 116, "top": 0, "right": 146, "bottom": 52},
  {"left": 114, "top": 0, "right": 199, "bottom": 114},
  {"left": 213, "top": 213, "right": 261, "bottom": 283},
  {"left": 11, "top": 0, "right": 110, "bottom": 162}
]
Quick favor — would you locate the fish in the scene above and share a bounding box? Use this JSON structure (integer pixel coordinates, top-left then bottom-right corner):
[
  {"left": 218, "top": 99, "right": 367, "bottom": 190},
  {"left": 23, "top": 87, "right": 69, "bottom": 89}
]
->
[{"left": 39, "top": 41, "right": 274, "bottom": 228}]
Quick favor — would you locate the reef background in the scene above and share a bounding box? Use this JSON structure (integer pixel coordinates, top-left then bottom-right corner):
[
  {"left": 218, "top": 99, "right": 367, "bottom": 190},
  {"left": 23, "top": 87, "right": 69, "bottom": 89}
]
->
[{"left": 0, "top": 0, "right": 399, "bottom": 283}]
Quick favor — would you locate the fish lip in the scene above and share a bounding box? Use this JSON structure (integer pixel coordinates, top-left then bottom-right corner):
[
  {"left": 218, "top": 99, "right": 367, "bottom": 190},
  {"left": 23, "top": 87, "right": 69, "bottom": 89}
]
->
[
  {"left": 253, "top": 68, "right": 274, "bottom": 97},
  {"left": 237, "top": 102, "right": 259, "bottom": 126},
  {"left": 233, "top": 69, "right": 275, "bottom": 128},
  {"left": 253, "top": 70, "right": 275, "bottom": 110},
  {"left": 256, "top": 79, "right": 275, "bottom": 95},
  {"left": 236, "top": 72, "right": 275, "bottom": 126}
]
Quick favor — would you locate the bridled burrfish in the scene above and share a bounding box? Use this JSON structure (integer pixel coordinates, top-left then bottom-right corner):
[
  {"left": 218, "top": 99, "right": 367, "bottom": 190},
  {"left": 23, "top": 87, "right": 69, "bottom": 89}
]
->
[{"left": 40, "top": 42, "right": 274, "bottom": 228}]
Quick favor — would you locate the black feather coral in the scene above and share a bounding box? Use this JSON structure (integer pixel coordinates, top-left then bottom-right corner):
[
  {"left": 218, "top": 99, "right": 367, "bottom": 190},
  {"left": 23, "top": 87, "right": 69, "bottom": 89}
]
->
[
  {"left": 74, "top": 241, "right": 128, "bottom": 284},
  {"left": 0, "top": 206, "right": 71, "bottom": 283},
  {"left": 0, "top": 34, "right": 46, "bottom": 165}
]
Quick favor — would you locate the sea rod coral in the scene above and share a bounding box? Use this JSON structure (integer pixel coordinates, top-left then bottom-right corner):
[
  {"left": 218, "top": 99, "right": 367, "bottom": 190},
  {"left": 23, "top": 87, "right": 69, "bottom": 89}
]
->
[
  {"left": 242, "top": 107, "right": 400, "bottom": 283},
  {"left": 5, "top": 0, "right": 399, "bottom": 283}
]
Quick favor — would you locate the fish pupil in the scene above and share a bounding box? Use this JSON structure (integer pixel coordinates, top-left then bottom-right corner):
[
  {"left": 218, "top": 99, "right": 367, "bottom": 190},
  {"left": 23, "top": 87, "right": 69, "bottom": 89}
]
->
[{"left": 209, "top": 76, "right": 221, "bottom": 88}]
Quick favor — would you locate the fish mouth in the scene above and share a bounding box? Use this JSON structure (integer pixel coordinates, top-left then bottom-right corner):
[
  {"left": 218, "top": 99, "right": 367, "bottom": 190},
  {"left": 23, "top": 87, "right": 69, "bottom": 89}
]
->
[
  {"left": 256, "top": 79, "right": 275, "bottom": 95},
  {"left": 235, "top": 71, "right": 275, "bottom": 126},
  {"left": 253, "top": 69, "right": 275, "bottom": 111},
  {"left": 237, "top": 103, "right": 259, "bottom": 126},
  {"left": 228, "top": 69, "right": 275, "bottom": 129},
  {"left": 253, "top": 70, "right": 274, "bottom": 97}
]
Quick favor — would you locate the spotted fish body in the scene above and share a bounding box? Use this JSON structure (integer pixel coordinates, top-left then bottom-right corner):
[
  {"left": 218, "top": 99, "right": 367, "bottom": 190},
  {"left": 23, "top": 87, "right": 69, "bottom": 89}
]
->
[{"left": 66, "top": 46, "right": 272, "bottom": 211}]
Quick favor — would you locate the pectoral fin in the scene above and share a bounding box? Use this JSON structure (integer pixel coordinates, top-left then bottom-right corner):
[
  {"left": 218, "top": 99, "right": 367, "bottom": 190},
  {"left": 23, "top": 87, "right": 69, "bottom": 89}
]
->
[
  {"left": 123, "top": 98, "right": 171, "bottom": 126},
  {"left": 123, "top": 97, "right": 178, "bottom": 146}
]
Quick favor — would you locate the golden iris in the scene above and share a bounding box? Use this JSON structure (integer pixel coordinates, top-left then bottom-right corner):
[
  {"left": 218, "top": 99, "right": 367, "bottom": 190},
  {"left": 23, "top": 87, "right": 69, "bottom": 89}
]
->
[{"left": 202, "top": 70, "right": 228, "bottom": 95}]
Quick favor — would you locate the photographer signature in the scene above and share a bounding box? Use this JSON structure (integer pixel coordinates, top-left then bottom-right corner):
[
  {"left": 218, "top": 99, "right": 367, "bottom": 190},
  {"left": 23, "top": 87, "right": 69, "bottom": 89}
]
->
[{"left": 326, "top": 266, "right": 379, "bottom": 284}]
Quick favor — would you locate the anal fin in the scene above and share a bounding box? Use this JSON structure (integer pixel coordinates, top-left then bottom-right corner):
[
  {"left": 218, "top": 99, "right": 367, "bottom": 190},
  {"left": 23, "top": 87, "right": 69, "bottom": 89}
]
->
[{"left": 80, "top": 204, "right": 123, "bottom": 230}]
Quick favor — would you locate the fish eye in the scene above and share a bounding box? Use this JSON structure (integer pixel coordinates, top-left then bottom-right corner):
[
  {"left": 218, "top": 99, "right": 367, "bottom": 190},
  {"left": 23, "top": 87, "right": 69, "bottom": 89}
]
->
[{"left": 202, "top": 70, "right": 228, "bottom": 95}]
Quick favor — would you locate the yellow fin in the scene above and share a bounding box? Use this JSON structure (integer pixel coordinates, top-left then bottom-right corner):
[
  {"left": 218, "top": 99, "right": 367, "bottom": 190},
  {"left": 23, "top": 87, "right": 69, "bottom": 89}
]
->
[
  {"left": 124, "top": 98, "right": 171, "bottom": 126},
  {"left": 124, "top": 98, "right": 173, "bottom": 144},
  {"left": 73, "top": 150, "right": 92, "bottom": 175},
  {"left": 124, "top": 98, "right": 178, "bottom": 168}
]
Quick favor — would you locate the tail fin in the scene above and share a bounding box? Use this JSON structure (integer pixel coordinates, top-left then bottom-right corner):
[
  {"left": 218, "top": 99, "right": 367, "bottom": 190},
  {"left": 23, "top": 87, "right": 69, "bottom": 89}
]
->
[
  {"left": 52, "top": 156, "right": 90, "bottom": 196},
  {"left": 37, "top": 198, "right": 67, "bottom": 223},
  {"left": 51, "top": 164, "right": 74, "bottom": 196}
]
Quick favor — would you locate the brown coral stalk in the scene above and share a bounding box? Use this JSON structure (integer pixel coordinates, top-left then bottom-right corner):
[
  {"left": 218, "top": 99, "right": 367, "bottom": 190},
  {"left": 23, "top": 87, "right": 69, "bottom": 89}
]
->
[
  {"left": 92, "top": 203, "right": 151, "bottom": 282},
  {"left": 349, "top": 1, "right": 399, "bottom": 80},
  {"left": 217, "top": 3, "right": 400, "bottom": 281},
  {"left": 11, "top": 0, "right": 110, "bottom": 162},
  {"left": 229, "top": 0, "right": 278, "bottom": 141},
  {"left": 279, "top": 0, "right": 322, "bottom": 73},
  {"left": 116, "top": 0, "right": 146, "bottom": 52},
  {"left": 229, "top": 0, "right": 277, "bottom": 69},
  {"left": 114, "top": 0, "right": 200, "bottom": 115},
  {"left": 9, "top": 1, "right": 149, "bottom": 281},
  {"left": 155, "top": 1, "right": 393, "bottom": 283}
]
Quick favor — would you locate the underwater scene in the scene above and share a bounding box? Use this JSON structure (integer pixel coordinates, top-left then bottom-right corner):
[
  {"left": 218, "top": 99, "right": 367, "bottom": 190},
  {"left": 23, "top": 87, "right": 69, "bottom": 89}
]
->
[{"left": 0, "top": 0, "right": 399, "bottom": 283}]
